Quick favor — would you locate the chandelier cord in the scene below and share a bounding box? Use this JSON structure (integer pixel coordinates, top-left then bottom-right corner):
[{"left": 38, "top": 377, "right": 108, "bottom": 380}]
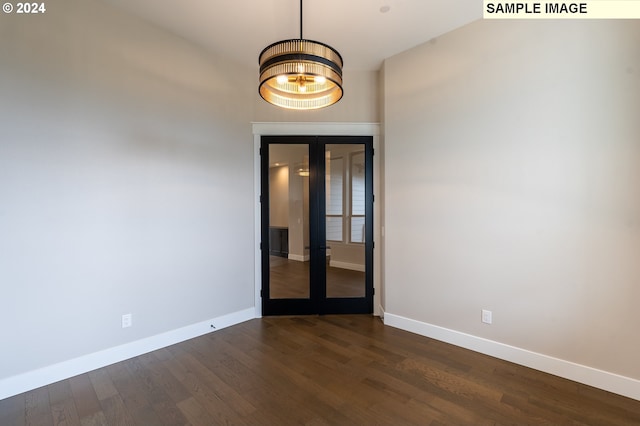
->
[{"left": 300, "top": 0, "right": 303, "bottom": 39}]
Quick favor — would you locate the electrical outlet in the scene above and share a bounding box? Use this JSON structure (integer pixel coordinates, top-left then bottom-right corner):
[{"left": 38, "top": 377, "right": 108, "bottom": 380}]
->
[
  {"left": 481, "top": 309, "right": 492, "bottom": 324},
  {"left": 122, "top": 313, "right": 132, "bottom": 328}
]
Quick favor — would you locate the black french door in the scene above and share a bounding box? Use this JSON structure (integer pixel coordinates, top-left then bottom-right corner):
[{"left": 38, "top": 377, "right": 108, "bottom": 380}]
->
[{"left": 261, "top": 135, "right": 373, "bottom": 315}]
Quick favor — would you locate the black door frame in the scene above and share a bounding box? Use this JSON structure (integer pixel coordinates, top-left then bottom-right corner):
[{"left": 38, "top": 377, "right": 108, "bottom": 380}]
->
[{"left": 261, "top": 135, "right": 374, "bottom": 316}]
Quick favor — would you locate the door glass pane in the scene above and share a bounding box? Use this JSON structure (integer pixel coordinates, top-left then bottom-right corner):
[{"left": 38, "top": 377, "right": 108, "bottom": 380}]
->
[
  {"left": 350, "top": 151, "right": 366, "bottom": 243},
  {"left": 350, "top": 217, "right": 365, "bottom": 243},
  {"left": 326, "top": 156, "right": 343, "bottom": 241},
  {"left": 326, "top": 157, "right": 343, "bottom": 215},
  {"left": 326, "top": 216, "right": 342, "bottom": 241},
  {"left": 351, "top": 152, "right": 365, "bottom": 215},
  {"left": 326, "top": 144, "right": 366, "bottom": 298},
  {"left": 268, "top": 144, "right": 310, "bottom": 299}
]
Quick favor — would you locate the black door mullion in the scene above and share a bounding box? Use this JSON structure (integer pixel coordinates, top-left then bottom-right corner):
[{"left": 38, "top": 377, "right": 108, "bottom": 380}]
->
[
  {"left": 365, "top": 139, "right": 374, "bottom": 303},
  {"left": 308, "top": 138, "right": 325, "bottom": 312},
  {"left": 260, "top": 138, "right": 270, "bottom": 304}
]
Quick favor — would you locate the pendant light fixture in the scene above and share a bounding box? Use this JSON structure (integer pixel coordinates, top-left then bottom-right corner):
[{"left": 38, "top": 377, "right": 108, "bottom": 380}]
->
[{"left": 258, "top": 0, "right": 343, "bottom": 110}]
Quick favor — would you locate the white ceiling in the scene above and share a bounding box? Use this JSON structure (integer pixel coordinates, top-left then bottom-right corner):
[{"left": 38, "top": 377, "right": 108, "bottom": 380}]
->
[{"left": 103, "top": 0, "right": 481, "bottom": 71}]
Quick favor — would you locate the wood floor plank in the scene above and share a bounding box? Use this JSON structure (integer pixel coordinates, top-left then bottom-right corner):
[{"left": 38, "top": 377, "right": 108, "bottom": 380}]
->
[
  {"left": 68, "top": 374, "right": 102, "bottom": 423},
  {"left": 219, "top": 336, "right": 364, "bottom": 424},
  {"left": 3, "top": 315, "right": 640, "bottom": 425},
  {"left": 122, "top": 356, "right": 190, "bottom": 425},
  {"left": 78, "top": 411, "right": 108, "bottom": 426},
  {"left": 98, "top": 394, "right": 135, "bottom": 426},
  {"left": 87, "top": 370, "right": 118, "bottom": 402},
  {"left": 25, "top": 386, "right": 53, "bottom": 426},
  {"left": 149, "top": 400, "right": 189, "bottom": 426},
  {"left": 48, "top": 380, "right": 81, "bottom": 426},
  {"left": 216, "top": 329, "right": 357, "bottom": 424},
  {"left": 123, "top": 356, "right": 175, "bottom": 406},
  {"left": 236, "top": 320, "right": 428, "bottom": 425},
  {"left": 105, "top": 363, "right": 148, "bottom": 410},
  {"left": 173, "top": 347, "right": 256, "bottom": 417},
  {"left": 105, "top": 362, "right": 165, "bottom": 426},
  {"left": 164, "top": 349, "right": 252, "bottom": 425},
  {"left": 0, "top": 393, "right": 25, "bottom": 426},
  {"left": 175, "top": 396, "right": 219, "bottom": 426},
  {"left": 218, "top": 364, "right": 308, "bottom": 424}
]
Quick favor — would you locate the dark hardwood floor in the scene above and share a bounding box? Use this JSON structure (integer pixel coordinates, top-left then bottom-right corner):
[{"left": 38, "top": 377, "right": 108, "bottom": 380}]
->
[{"left": 2, "top": 315, "right": 640, "bottom": 425}]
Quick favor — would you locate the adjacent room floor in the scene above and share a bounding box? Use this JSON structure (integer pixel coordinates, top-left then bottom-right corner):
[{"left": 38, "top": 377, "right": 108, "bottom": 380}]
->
[{"left": 270, "top": 255, "right": 365, "bottom": 299}]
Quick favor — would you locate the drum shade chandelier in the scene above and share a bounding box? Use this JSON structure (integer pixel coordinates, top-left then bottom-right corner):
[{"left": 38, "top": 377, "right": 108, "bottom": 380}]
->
[{"left": 259, "top": 0, "right": 343, "bottom": 110}]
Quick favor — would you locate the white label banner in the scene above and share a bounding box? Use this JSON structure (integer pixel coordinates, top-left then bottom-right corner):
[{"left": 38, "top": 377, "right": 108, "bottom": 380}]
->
[{"left": 484, "top": 1, "right": 640, "bottom": 19}]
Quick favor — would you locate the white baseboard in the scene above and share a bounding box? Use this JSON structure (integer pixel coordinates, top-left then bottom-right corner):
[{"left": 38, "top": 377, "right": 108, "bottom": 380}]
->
[
  {"left": 329, "top": 260, "right": 365, "bottom": 272},
  {"left": 288, "top": 254, "right": 310, "bottom": 262},
  {"left": 0, "top": 307, "right": 256, "bottom": 401},
  {"left": 383, "top": 312, "right": 640, "bottom": 401}
]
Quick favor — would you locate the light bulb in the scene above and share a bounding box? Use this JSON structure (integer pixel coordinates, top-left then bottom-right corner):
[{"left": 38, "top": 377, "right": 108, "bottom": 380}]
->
[
  {"left": 315, "top": 76, "right": 326, "bottom": 85},
  {"left": 276, "top": 75, "right": 288, "bottom": 85},
  {"left": 299, "top": 85, "right": 307, "bottom": 93},
  {"left": 297, "top": 64, "right": 305, "bottom": 73}
]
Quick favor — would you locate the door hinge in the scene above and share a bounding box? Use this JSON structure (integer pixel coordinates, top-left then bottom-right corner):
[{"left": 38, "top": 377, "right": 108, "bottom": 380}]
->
[
  {"left": 372, "top": 194, "right": 375, "bottom": 203},
  {"left": 260, "top": 195, "right": 263, "bottom": 203},
  {"left": 260, "top": 289, "right": 264, "bottom": 297},
  {"left": 259, "top": 147, "right": 263, "bottom": 155},
  {"left": 372, "top": 241, "right": 375, "bottom": 249},
  {"left": 260, "top": 242, "right": 264, "bottom": 250}
]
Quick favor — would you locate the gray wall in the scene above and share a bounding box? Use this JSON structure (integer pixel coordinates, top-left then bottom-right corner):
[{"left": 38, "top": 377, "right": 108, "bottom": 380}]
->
[
  {"left": 384, "top": 20, "right": 640, "bottom": 380},
  {"left": 0, "top": 0, "right": 254, "bottom": 379}
]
